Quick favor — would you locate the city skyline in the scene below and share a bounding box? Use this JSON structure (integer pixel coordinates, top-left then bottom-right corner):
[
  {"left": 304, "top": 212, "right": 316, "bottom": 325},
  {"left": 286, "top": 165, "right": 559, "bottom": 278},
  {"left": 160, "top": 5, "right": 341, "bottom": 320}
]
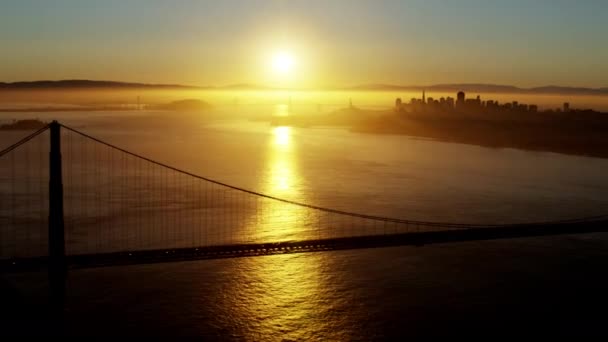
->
[
  {"left": 395, "top": 90, "right": 587, "bottom": 114},
  {"left": 1, "top": 0, "right": 608, "bottom": 88}
]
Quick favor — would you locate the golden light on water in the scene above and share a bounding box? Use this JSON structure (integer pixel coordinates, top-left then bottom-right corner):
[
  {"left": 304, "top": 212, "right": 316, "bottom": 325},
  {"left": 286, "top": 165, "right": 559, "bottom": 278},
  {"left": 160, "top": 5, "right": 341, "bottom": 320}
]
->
[
  {"left": 250, "top": 105, "right": 310, "bottom": 242},
  {"left": 225, "top": 115, "right": 328, "bottom": 340},
  {"left": 237, "top": 104, "right": 308, "bottom": 244},
  {"left": 271, "top": 127, "right": 293, "bottom": 191},
  {"left": 270, "top": 105, "right": 294, "bottom": 194},
  {"left": 273, "top": 126, "right": 291, "bottom": 150}
]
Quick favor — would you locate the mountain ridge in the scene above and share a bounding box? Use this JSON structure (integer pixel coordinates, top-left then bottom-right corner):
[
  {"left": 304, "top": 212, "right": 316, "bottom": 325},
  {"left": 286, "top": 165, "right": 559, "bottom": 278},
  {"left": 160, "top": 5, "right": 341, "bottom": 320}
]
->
[{"left": 1, "top": 80, "right": 607, "bottom": 95}]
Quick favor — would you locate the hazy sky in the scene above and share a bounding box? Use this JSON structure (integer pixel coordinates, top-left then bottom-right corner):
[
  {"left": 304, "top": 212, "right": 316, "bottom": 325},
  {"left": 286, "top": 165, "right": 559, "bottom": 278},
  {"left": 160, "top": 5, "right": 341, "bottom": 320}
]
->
[{"left": 1, "top": 0, "right": 607, "bottom": 87}]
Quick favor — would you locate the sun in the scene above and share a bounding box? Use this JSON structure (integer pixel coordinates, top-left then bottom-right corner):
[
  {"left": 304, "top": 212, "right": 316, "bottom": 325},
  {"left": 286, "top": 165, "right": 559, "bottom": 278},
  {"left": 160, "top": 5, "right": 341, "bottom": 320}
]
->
[{"left": 271, "top": 51, "right": 295, "bottom": 74}]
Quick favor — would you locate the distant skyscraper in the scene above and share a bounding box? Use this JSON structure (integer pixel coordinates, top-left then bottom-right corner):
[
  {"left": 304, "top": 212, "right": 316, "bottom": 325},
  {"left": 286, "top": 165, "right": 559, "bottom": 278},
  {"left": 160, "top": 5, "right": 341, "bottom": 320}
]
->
[
  {"left": 457, "top": 91, "right": 465, "bottom": 102},
  {"left": 446, "top": 97, "right": 455, "bottom": 108},
  {"left": 456, "top": 91, "right": 465, "bottom": 109},
  {"left": 564, "top": 102, "right": 570, "bottom": 112},
  {"left": 422, "top": 90, "right": 426, "bottom": 104}
]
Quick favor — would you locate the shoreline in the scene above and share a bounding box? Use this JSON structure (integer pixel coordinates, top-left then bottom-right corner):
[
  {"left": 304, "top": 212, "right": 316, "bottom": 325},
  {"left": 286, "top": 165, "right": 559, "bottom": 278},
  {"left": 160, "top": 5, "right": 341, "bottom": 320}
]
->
[{"left": 352, "top": 115, "right": 608, "bottom": 159}]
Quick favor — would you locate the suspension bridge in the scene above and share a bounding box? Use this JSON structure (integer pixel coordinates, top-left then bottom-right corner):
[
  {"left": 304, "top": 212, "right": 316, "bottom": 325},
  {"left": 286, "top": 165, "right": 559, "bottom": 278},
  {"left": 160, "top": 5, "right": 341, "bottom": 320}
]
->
[{"left": 1, "top": 121, "right": 607, "bottom": 274}]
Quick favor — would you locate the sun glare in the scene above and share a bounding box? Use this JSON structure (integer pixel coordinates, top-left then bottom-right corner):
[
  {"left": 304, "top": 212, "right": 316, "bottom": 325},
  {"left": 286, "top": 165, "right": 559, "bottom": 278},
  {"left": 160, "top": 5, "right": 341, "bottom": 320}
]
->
[
  {"left": 271, "top": 51, "right": 295, "bottom": 74},
  {"left": 273, "top": 126, "right": 291, "bottom": 148}
]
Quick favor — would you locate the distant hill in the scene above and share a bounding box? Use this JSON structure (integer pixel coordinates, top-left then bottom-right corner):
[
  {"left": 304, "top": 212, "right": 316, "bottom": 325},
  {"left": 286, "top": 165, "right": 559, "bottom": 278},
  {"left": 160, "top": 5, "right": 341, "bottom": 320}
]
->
[
  {"left": 0, "top": 79, "right": 606, "bottom": 95},
  {"left": 528, "top": 86, "right": 608, "bottom": 95},
  {"left": 349, "top": 84, "right": 418, "bottom": 91},
  {"left": 344, "top": 83, "right": 608, "bottom": 95},
  {"left": 0, "top": 80, "right": 201, "bottom": 90},
  {"left": 426, "top": 84, "right": 522, "bottom": 93}
]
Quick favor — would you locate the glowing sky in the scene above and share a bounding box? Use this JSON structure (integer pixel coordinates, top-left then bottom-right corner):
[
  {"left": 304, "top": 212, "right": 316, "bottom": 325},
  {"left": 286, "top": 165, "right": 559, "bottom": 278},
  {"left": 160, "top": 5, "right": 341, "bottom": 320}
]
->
[{"left": 1, "top": 0, "right": 607, "bottom": 87}]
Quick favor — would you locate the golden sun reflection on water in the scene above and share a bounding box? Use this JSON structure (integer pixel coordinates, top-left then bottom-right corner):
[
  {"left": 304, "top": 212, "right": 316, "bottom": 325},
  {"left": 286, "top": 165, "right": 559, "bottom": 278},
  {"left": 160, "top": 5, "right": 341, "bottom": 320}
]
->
[
  {"left": 251, "top": 121, "right": 311, "bottom": 242},
  {"left": 273, "top": 126, "right": 291, "bottom": 151},
  {"left": 223, "top": 253, "right": 341, "bottom": 341},
  {"left": 270, "top": 127, "right": 293, "bottom": 192},
  {"left": 226, "top": 119, "right": 332, "bottom": 339}
]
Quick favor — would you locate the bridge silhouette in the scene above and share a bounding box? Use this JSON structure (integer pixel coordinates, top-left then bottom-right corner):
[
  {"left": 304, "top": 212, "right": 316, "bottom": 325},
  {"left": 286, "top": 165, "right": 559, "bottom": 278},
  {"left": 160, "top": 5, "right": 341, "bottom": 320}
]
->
[{"left": 1, "top": 121, "right": 608, "bottom": 274}]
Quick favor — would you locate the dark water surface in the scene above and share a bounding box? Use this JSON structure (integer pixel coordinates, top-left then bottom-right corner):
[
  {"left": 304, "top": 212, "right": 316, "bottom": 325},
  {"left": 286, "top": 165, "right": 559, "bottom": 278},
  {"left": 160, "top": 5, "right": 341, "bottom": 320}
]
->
[
  {"left": 7, "top": 235, "right": 608, "bottom": 338},
  {"left": 2, "top": 111, "right": 608, "bottom": 338}
]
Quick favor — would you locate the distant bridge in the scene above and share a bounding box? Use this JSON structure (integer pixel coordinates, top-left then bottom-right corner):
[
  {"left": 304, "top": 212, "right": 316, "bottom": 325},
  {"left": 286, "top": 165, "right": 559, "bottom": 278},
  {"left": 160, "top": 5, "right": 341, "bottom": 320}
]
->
[{"left": 1, "top": 121, "right": 607, "bottom": 273}]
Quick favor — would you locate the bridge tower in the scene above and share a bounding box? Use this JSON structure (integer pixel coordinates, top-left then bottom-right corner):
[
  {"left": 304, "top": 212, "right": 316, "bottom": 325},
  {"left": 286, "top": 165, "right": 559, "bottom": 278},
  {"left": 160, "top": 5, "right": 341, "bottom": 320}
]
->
[{"left": 48, "top": 120, "right": 66, "bottom": 310}]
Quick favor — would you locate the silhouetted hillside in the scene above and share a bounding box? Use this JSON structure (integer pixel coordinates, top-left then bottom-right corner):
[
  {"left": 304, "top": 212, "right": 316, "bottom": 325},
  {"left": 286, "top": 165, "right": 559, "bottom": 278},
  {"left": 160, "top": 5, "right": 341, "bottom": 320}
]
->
[
  {"left": 345, "top": 83, "right": 608, "bottom": 95},
  {"left": 0, "top": 80, "right": 200, "bottom": 89},
  {"left": 528, "top": 86, "right": 608, "bottom": 95},
  {"left": 1, "top": 80, "right": 607, "bottom": 95},
  {"left": 0, "top": 119, "right": 47, "bottom": 130},
  {"left": 428, "top": 84, "right": 521, "bottom": 93}
]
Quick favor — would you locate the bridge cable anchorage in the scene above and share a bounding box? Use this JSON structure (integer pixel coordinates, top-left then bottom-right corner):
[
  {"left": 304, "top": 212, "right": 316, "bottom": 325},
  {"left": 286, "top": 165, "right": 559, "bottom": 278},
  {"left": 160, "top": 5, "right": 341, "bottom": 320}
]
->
[{"left": 58, "top": 123, "right": 608, "bottom": 228}]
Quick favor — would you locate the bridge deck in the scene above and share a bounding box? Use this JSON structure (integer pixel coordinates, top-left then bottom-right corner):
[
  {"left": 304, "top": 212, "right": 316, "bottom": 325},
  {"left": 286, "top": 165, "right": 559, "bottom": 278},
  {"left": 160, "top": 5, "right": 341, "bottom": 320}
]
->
[{"left": 2, "top": 219, "right": 606, "bottom": 273}]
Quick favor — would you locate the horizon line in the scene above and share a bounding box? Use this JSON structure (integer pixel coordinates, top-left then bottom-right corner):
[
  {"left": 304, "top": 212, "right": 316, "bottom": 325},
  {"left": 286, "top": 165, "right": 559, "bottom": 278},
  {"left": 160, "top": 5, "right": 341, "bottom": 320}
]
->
[{"left": 1, "top": 79, "right": 608, "bottom": 92}]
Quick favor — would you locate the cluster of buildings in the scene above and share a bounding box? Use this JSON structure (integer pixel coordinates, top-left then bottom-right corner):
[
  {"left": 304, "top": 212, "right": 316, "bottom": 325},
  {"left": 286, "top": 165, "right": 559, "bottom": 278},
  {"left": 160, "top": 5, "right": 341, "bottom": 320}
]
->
[{"left": 394, "top": 91, "right": 575, "bottom": 115}]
